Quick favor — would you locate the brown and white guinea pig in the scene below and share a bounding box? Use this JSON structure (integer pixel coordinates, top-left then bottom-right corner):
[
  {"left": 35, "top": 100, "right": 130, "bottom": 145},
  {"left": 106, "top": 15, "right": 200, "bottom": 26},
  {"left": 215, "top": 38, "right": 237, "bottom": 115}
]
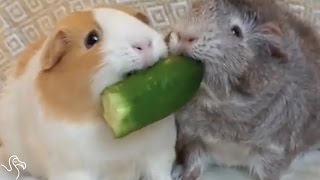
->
[{"left": 0, "top": 5, "right": 176, "bottom": 180}]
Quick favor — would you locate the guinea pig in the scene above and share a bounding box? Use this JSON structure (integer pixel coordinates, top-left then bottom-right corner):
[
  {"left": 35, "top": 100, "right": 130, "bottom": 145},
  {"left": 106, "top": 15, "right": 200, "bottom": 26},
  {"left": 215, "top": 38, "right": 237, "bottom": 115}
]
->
[
  {"left": 166, "top": 0, "right": 320, "bottom": 180},
  {"left": 0, "top": 5, "right": 176, "bottom": 180}
]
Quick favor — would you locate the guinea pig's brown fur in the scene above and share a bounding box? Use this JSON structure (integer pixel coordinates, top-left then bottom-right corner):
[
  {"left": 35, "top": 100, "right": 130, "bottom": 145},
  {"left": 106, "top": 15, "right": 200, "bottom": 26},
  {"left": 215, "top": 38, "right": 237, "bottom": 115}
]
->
[
  {"left": 0, "top": 5, "right": 175, "bottom": 180},
  {"left": 36, "top": 11, "right": 103, "bottom": 122},
  {"left": 14, "top": 5, "right": 150, "bottom": 81},
  {"left": 13, "top": 6, "right": 151, "bottom": 122},
  {"left": 14, "top": 39, "right": 45, "bottom": 78}
]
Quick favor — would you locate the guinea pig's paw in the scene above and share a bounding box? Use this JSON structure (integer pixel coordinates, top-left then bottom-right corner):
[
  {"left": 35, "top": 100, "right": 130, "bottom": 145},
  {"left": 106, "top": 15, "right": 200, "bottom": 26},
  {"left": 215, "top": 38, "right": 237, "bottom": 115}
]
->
[
  {"left": 172, "top": 165, "right": 202, "bottom": 180},
  {"left": 171, "top": 165, "right": 183, "bottom": 180}
]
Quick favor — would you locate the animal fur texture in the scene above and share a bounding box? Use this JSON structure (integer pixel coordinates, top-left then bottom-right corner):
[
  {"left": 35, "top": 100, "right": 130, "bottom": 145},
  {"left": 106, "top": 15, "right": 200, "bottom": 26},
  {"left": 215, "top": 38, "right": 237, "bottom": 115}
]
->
[
  {"left": 0, "top": 5, "right": 176, "bottom": 180},
  {"left": 167, "top": 0, "right": 320, "bottom": 179}
]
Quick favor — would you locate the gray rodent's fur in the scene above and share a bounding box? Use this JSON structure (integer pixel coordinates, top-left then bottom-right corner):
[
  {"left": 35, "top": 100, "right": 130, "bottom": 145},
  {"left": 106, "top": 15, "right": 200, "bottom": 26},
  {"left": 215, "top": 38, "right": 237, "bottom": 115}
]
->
[{"left": 167, "top": 0, "right": 320, "bottom": 180}]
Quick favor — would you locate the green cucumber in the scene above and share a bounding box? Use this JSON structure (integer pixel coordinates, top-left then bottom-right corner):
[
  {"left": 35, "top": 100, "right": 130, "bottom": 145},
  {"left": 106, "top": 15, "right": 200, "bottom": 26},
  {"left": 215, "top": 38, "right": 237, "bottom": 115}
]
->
[{"left": 101, "top": 56, "right": 204, "bottom": 138}]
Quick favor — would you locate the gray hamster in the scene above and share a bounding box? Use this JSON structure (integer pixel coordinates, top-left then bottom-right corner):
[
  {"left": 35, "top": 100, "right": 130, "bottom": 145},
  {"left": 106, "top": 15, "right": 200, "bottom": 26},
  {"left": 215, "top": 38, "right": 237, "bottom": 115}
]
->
[{"left": 167, "top": 0, "right": 320, "bottom": 180}]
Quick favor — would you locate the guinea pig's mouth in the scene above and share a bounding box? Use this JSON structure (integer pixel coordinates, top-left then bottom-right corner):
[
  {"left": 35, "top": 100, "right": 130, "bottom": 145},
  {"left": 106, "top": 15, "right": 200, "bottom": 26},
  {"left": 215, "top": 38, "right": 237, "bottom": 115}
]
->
[
  {"left": 125, "top": 70, "right": 139, "bottom": 78},
  {"left": 124, "top": 64, "right": 155, "bottom": 78}
]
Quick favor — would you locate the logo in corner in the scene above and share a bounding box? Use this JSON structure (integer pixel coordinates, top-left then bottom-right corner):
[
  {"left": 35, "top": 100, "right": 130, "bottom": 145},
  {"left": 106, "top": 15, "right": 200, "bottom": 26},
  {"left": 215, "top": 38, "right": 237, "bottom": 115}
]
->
[{"left": 1, "top": 155, "right": 27, "bottom": 179}]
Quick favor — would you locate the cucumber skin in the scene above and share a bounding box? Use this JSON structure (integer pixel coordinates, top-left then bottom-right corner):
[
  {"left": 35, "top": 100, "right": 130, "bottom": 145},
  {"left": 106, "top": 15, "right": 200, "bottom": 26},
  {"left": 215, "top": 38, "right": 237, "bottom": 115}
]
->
[{"left": 101, "top": 56, "right": 204, "bottom": 138}]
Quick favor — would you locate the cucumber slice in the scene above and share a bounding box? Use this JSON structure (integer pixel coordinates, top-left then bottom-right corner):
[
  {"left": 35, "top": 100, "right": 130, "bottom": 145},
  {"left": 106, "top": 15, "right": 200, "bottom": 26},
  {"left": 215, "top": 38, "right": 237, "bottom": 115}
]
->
[{"left": 101, "top": 56, "right": 204, "bottom": 138}]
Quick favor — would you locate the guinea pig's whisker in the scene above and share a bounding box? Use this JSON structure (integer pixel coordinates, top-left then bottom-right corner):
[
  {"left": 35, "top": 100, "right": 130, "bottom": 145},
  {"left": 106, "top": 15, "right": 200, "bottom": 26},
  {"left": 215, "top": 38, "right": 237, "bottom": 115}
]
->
[
  {"left": 96, "top": 61, "right": 109, "bottom": 70},
  {"left": 200, "top": 82, "right": 221, "bottom": 103},
  {"left": 97, "top": 46, "right": 104, "bottom": 54}
]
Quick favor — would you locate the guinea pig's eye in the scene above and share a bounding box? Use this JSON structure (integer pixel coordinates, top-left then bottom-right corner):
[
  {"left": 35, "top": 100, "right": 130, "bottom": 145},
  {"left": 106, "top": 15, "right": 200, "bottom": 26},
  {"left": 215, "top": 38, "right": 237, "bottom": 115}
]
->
[
  {"left": 85, "top": 30, "right": 99, "bottom": 49},
  {"left": 231, "top": 25, "right": 243, "bottom": 38}
]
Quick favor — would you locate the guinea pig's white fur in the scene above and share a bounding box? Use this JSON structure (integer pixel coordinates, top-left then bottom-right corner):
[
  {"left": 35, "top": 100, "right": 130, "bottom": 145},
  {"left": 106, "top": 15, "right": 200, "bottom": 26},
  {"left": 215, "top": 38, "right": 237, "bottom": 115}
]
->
[{"left": 0, "top": 6, "right": 176, "bottom": 180}]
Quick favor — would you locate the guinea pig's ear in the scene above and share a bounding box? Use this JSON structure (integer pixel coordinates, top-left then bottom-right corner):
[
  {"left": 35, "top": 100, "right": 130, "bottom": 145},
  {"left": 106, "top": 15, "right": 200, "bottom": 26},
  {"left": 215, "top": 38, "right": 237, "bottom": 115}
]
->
[
  {"left": 256, "top": 22, "right": 288, "bottom": 63},
  {"left": 41, "top": 30, "right": 70, "bottom": 71},
  {"left": 134, "top": 12, "right": 150, "bottom": 25}
]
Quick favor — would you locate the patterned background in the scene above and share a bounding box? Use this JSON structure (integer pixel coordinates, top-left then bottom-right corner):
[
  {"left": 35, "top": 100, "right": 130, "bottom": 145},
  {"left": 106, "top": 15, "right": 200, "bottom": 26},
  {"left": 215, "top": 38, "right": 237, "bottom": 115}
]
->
[{"left": 0, "top": 0, "right": 319, "bottom": 92}]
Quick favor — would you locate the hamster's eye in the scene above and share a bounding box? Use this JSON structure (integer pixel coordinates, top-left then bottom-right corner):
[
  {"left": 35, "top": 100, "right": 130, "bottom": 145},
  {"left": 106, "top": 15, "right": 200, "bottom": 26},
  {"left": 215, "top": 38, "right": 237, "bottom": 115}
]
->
[
  {"left": 85, "top": 30, "right": 99, "bottom": 49},
  {"left": 231, "top": 25, "right": 243, "bottom": 38}
]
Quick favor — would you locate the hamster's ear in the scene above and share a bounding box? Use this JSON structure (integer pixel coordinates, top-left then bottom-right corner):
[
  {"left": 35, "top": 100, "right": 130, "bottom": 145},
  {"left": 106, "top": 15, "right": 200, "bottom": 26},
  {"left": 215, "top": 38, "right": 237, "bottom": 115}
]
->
[
  {"left": 41, "top": 30, "right": 70, "bottom": 71},
  {"left": 134, "top": 12, "right": 150, "bottom": 25},
  {"left": 257, "top": 22, "right": 288, "bottom": 63}
]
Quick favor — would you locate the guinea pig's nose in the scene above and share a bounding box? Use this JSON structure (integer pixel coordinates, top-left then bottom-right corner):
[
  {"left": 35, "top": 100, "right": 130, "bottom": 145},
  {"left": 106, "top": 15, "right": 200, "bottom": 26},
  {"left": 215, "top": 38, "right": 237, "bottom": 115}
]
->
[
  {"left": 132, "top": 40, "right": 152, "bottom": 53},
  {"left": 132, "top": 40, "right": 154, "bottom": 66},
  {"left": 177, "top": 32, "right": 199, "bottom": 44}
]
